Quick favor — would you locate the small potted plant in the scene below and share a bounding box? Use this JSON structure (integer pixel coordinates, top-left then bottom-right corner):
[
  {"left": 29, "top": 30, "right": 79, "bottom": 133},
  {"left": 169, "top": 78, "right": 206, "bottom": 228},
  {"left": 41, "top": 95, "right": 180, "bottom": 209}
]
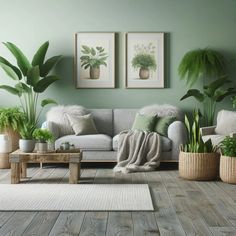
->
[
  {"left": 33, "top": 128, "right": 54, "bottom": 153},
  {"left": 80, "top": 45, "right": 108, "bottom": 79},
  {"left": 219, "top": 136, "right": 236, "bottom": 184},
  {"left": 179, "top": 109, "right": 219, "bottom": 180}
]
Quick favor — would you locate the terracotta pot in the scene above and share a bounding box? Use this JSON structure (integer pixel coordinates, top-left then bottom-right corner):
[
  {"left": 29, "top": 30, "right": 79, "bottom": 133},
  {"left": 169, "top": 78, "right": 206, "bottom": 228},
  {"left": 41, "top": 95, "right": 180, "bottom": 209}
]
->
[
  {"left": 179, "top": 151, "right": 220, "bottom": 181},
  {"left": 90, "top": 67, "right": 100, "bottom": 79},
  {"left": 220, "top": 156, "right": 236, "bottom": 184},
  {"left": 139, "top": 68, "right": 150, "bottom": 79}
]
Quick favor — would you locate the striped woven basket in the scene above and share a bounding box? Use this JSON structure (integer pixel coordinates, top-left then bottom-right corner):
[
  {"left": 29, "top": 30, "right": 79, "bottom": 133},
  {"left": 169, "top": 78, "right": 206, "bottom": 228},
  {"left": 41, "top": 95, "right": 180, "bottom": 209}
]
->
[
  {"left": 220, "top": 156, "right": 236, "bottom": 184},
  {"left": 179, "top": 151, "right": 220, "bottom": 181}
]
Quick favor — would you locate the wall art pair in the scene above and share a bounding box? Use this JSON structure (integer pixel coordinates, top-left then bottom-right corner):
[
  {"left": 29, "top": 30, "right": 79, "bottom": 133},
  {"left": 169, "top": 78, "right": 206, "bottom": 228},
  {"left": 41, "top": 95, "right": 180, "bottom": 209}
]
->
[{"left": 74, "top": 32, "right": 164, "bottom": 88}]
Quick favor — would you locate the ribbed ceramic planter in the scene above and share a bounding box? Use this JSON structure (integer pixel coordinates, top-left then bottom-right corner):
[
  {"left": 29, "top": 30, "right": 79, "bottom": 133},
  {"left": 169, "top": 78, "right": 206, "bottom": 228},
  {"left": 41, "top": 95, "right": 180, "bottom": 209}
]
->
[
  {"left": 179, "top": 151, "right": 220, "bottom": 181},
  {"left": 220, "top": 156, "right": 236, "bottom": 184}
]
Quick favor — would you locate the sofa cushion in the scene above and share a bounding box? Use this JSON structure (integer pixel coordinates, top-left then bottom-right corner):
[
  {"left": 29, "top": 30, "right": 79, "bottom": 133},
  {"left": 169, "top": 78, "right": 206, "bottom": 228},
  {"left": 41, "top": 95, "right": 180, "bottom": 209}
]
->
[
  {"left": 154, "top": 116, "right": 176, "bottom": 136},
  {"left": 66, "top": 113, "right": 98, "bottom": 135},
  {"left": 112, "top": 134, "right": 172, "bottom": 151},
  {"left": 55, "top": 134, "right": 112, "bottom": 151},
  {"left": 215, "top": 110, "right": 236, "bottom": 135},
  {"left": 132, "top": 113, "right": 156, "bottom": 132},
  {"left": 202, "top": 134, "right": 226, "bottom": 147}
]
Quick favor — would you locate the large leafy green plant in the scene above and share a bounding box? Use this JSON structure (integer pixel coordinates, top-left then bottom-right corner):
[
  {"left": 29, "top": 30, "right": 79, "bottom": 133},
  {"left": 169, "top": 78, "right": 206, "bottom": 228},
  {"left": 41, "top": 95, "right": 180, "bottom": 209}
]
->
[
  {"left": 181, "top": 109, "right": 214, "bottom": 153},
  {"left": 0, "top": 41, "right": 61, "bottom": 136},
  {"left": 80, "top": 45, "right": 108, "bottom": 69},
  {"left": 178, "top": 48, "right": 226, "bottom": 87},
  {"left": 33, "top": 128, "right": 54, "bottom": 143},
  {"left": 181, "top": 78, "right": 236, "bottom": 126}
]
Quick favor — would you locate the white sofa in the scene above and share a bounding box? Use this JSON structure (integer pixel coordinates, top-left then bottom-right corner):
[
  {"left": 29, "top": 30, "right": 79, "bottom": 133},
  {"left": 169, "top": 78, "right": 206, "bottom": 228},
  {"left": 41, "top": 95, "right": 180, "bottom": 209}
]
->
[{"left": 42, "top": 107, "right": 187, "bottom": 162}]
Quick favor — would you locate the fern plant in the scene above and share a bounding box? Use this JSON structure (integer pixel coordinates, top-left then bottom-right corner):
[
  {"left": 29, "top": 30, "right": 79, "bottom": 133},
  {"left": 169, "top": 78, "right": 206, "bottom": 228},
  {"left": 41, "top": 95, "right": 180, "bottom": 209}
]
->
[
  {"left": 132, "top": 53, "right": 157, "bottom": 71},
  {"left": 178, "top": 48, "right": 226, "bottom": 87},
  {"left": 33, "top": 128, "right": 54, "bottom": 143},
  {"left": 181, "top": 109, "right": 214, "bottom": 153}
]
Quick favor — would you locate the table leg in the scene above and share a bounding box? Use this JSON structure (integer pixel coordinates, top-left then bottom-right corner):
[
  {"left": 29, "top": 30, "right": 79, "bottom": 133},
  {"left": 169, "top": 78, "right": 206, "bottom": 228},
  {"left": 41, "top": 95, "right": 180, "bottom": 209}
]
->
[
  {"left": 11, "top": 163, "right": 20, "bottom": 184},
  {"left": 69, "top": 163, "right": 79, "bottom": 184},
  {"left": 21, "top": 163, "right": 27, "bottom": 178}
]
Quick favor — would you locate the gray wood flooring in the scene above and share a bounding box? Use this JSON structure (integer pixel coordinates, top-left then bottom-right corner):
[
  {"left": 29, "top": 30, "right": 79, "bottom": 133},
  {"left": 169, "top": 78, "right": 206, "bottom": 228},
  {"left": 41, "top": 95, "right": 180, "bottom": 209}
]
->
[{"left": 0, "top": 166, "right": 236, "bottom": 236}]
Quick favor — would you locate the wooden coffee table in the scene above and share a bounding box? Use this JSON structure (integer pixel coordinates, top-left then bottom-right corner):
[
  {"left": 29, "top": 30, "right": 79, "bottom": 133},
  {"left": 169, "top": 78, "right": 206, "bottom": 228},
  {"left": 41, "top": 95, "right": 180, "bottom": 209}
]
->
[{"left": 9, "top": 149, "right": 82, "bottom": 184}]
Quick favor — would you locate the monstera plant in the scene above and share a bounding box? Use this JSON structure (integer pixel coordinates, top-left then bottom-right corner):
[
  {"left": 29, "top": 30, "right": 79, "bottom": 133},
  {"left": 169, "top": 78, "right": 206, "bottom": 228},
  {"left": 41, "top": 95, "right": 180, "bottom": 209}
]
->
[{"left": 0, "top": 41, "right": 61, "bottom": 151}]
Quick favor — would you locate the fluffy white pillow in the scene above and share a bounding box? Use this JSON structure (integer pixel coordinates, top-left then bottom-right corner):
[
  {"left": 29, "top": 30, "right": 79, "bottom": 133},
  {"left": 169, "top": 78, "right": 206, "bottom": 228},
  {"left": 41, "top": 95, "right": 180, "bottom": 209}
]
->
[{"left": 215, "top": 110, "right": 236, "bottom": 135}]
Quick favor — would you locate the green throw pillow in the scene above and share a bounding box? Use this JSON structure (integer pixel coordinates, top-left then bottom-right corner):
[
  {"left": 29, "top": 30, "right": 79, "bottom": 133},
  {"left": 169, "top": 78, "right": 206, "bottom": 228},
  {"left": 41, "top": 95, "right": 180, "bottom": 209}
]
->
[
  {"left": 154, "top": 116, "right": 176, "bottom": 136},
  {"left": 132, "top": 113, "right": 156, "bottom": 132}
]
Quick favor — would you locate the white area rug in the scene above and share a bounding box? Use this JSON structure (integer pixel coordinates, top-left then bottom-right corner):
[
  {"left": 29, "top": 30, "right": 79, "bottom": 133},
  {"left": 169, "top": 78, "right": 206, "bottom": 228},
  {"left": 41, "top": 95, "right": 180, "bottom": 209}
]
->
[{"left": 0, "top": 184, "right": 154, "bottom": 211}]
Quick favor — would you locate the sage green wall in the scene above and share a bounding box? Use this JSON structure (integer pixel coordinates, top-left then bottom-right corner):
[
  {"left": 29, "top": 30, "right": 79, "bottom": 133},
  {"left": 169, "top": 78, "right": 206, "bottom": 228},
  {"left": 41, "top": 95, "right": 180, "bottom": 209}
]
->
[{"left": 0, "top": 0, "right": 235, "bottom": 119}]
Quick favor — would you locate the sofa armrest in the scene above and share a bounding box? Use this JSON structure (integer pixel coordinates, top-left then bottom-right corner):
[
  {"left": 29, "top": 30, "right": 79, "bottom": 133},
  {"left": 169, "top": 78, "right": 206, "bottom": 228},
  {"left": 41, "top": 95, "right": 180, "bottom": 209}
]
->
[
  {"left": 200, "top": 126, "right": 216, "bottom": 136},
  {"left": 230, "top": 132, "right": 236, "bottom": 138},
  {"left": 168, "top": 121, "right": 188, "bottom": 160},
  {"left": 41, "top": 121, "right": 60, "bottom": 139}
]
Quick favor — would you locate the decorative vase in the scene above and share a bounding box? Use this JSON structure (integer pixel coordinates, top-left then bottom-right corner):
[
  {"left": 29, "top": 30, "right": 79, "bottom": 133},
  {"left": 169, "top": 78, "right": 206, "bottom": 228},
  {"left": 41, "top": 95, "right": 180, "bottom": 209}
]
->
[
  {"left": 19, "top": 139, "right": 35, "bottom": 153},
  {"left": 139, "top": 68, "right": 150, "bottom": 79},
  {"left": 37, "top": 143, "right": 48, "bottom": 153},
  {"left": 90, "top": 67, "right": 100, "bottom": 79},
  {"left": 179, "top": 151, "right": 220, "bottom": 181},
  {"left": 220, "top": 156, "right": 236, "bottom": 184},
  {"left": 0, "top": 134, "right": 12, "bottom": 153},
  {"left": 3, "top": 128, "right": 20, "bottom": 151}
]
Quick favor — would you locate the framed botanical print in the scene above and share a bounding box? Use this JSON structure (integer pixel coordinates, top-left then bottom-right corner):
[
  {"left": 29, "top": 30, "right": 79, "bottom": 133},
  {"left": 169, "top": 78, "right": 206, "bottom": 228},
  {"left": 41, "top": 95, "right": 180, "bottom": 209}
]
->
[
  {"left": 75, "top": 32, "right": 115, "bottom": 88},
  {"left": 126, "top": 32, "right": 164, "bottom": 88}
]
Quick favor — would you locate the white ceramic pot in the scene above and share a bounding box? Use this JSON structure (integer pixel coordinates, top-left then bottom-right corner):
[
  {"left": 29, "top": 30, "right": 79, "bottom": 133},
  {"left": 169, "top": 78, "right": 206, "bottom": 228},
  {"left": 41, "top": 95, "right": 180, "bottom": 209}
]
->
[
  {"left": 0, "top": 134, "right": 12, "bottom": 153},
  {"left": 37, "top": 143, "right": 48, "bottom": 153},
  {"left": 19, "top": 139, "right": 35, "bottom": 153}
]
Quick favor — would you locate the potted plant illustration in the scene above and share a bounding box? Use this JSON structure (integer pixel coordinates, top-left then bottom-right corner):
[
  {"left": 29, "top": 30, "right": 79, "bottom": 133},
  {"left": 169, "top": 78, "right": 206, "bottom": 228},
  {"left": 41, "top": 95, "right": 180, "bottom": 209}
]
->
[
  {"left": 219, "top": 136, "right": 236, "bottom": 184},
  {"left": 131, "top": 43, "right": 157, "bottom": 79},
  {"left": 33, "top": 128, "right": 54, "bottom": 153},
  {"left": 80, "top": 45, "right": 108, "bottom": 79},
  {"left": 0, "top": 41, "right": 61, "bottom": 151},
  {"left": 179, "top": 109, "right": 219, "bottom": 181}
]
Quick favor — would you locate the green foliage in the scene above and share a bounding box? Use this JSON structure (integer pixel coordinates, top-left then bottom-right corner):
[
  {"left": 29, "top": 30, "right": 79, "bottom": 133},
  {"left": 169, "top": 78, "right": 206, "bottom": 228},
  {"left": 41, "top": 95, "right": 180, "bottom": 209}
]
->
[
  {"left": 0, "top": 107, "right": 25, "bottom": 132},
  {"left": 220, "top": 136, "right": 236, "bottom": 157},
  {"left": 181, "top": 77, "right": 236, "bottom": 126},
  {"left": 80, "top": 45, "right": 108, "bottom": 69},
  {"left": 232, "top": 96, "right": 236, "bottom": 109},
  {"left": 33, "top": 128, "right": 54, "bottom": 143},
  {"left": 178, "top": 48, "right": 226, "bottom": 87},
  {"left": 181, "top": 109, "right": 214, "bottom": 153},
  {"left": 132, "top": 53, "right": 157, "bottom": 71},
  {"left": 19, "top": 121, "right": 36, "bottom": 140},
  {"left": 0, "top": 41, "right": 61, "bottom": 131}
]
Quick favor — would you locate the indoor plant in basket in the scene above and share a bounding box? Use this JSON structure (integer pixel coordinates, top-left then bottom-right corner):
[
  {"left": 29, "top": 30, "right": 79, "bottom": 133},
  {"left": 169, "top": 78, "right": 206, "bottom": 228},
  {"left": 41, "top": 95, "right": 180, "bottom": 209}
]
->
[
  {"left": 219, "top": 136, "right": 236, "bottom": 184},
  {"left": 33, "top": 128, "right": 54, "bottom": 153},
  {"left": 179, "top": 109, "right": 219, "bottom": 180}
]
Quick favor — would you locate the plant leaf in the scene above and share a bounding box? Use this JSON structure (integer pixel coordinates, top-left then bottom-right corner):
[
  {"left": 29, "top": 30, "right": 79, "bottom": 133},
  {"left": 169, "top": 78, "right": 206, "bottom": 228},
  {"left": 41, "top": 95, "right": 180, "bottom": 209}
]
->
[
  {"left": 40, "top": 55, "right": 62, "bottom": 77},
  {"left": 32, "top": 41, "right": 49, "bottom": 66},
  {"left": 0, "top": 56, "right": 22, "bottom": 79},
  {"left": 180, "top": 89, "right": 204, "bottom": 102},
  {"left": 27, "top": 66, "right": 40, "bottom": 87},
  {"left": 33, "top": 75, "right": 60, "bottom": 93},
  {"left": 41, "top": 98, "right": 57, "bottom": 107},
  {"left": 3, "top": 42, "right": 31, "bottom": 76},
  {"left": 0, "top": 85, "right": 21, "bottom": 96},
  {"left": 0, "top": 62, "right": 19, "bottom": 80},
  {"left": 15, "top": 82, "right": 31, "bottom": 93}
]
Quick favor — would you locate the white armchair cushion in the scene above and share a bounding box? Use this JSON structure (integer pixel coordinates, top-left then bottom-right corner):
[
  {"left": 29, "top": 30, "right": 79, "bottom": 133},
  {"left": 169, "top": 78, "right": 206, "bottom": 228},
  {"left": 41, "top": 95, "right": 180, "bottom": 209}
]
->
[{"left": 215, "top": 110, "right": 236, "bottom": 135}]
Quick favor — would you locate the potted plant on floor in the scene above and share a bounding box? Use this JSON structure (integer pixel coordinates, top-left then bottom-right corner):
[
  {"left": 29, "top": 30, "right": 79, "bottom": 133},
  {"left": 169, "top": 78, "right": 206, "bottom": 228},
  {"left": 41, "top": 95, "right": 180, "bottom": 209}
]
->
[
  {"left": 219, "top": 136, "right": 236, "bottom": 184},
  {"left": 179, "top": 109, "right": 219, "bottom": 180},
  {"left": 33, "top": 128, "right": 54, "bottom": 153},
  {"left": 80, "top": 45, "right": 108, "bottom": 79}
]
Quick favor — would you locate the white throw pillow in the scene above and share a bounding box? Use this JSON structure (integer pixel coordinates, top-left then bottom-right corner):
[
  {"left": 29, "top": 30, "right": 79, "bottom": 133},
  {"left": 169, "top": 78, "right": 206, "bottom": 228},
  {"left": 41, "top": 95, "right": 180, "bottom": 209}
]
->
[{"left": 215, "top": 110, "right": 236, "bottom": 135}]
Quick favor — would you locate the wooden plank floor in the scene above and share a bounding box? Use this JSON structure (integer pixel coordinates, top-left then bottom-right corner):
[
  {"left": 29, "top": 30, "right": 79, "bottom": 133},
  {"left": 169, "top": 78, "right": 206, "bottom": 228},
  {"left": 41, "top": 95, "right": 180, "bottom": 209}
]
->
[{"left": 0, "top": 166, "right": 236, "bottom": 236}]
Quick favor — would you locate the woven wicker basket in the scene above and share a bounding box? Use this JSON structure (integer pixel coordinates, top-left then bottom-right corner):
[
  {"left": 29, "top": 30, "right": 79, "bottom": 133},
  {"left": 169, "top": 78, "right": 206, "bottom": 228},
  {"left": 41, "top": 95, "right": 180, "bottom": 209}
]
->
[
  {"left": 179, "top": 151, "right": 220, "bottom": 180},
  {"left": 220, "top": 156, "right": 236, "bottom": 184}
]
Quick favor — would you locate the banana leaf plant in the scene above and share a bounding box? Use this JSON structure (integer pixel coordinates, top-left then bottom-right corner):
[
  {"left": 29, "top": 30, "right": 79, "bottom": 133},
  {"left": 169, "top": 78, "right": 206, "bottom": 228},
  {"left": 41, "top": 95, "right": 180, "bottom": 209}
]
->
[
  {"left": 232, "top": 96, "right": 236, "bottom": 109},
  {"left": 180, "top": 77, "right": 236, "bottom": 126},
  {"left": 0, "top": 41, "right": 61, "bottom": 138}
]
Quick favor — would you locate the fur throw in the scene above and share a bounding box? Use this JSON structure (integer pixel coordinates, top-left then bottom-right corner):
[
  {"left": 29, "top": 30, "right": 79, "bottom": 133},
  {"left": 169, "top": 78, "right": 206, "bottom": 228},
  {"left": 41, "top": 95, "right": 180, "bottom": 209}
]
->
[
  {"left": 46, "top": 105, "right": 88, "bottom": 136},
  {"left": 139, "top": 104, "right": 184, "bottom": 121}
]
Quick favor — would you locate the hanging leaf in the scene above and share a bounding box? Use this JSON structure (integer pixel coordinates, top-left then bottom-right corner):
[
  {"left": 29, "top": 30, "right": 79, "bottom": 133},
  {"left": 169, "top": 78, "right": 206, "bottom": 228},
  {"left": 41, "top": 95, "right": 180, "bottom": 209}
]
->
[
  {"left": 3, "top": 42, "right": 31, "bottom": 76},
  {"left": 0, "top": 85, "right": 21, "bottom": 96},
  {"left": 41, "top": 98, "right": 57, "bottom": 107},
  {"left": 27, "top": 66, "right": 40, "bottom": 87},
  {"left": 33, "top": 75, "right": 60, "bottom": 93},
  {"left": 180, "top": 89, "right": 204, "bottom": 102},
  {"left": 0, "top": 62, "right": 19, "bottom": 80},
  {"left": 0, "top": 56, "right": 22, "bottom": 79},
  {"left": 40, "top": 55, "right": 62, "bottom": 77},
  {"left": 32, "top": 41, "right": 49, "bottom": 66}
]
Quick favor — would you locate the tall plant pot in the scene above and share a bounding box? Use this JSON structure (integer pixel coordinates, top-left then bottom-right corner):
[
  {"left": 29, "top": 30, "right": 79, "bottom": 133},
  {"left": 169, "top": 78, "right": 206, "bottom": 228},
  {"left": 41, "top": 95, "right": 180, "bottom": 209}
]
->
[
  {"left": 90, "top": 67, "right": 100, "bottom": 79},
  {"left": 220, "top": 156, "right": 236, "bottom": 184},
  {"left": 139, "top": 68, "right": 150, "bottom": 79},
  {"left": 179, "top": 151, "right": 220, "bottom": 180},
  {"left": 3, "top": 128, "right": 20, "bottom": 151},
  {"left": 19, "top": 139, "right": 35, "bottom": 153}
]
